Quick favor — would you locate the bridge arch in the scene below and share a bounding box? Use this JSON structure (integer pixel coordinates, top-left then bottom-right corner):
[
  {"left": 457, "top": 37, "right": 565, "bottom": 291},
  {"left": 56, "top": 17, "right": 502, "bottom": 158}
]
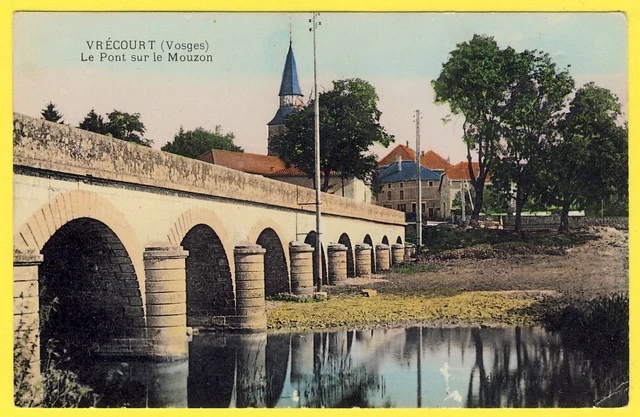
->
[
  {"left": 338, "top": 233, "right": 355, "bottom": 278},
  {"left": 14, "top": 190, "right": 145, "bottom": 287},
  {"left": 38, "top": 217, "right": 145, "bottom": 360},
  {"left": 248, "top": 223, "right": 290, "bottom": 297},
  {"left": 363, "top": 234, "right": 375, "bottom": 273},
  {"left": 396, "top": 236, "right": 403, "bottom": 244},
  {"left": 170, "top": 210, "right": 235, "bottom": 326},
  {"left": 382, "top": 235, "right": 390, "bottom": 245}
]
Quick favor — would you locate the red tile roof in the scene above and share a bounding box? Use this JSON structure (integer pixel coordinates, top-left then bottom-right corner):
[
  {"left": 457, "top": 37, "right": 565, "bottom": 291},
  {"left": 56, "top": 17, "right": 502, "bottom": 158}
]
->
[
  {"left": 445, "top": 161, "right": 491, "bottom": 181},
  {"left": 268, "top": 166, "right": 308, "bottom": 177},
  {"left": 420, "top": 150, "right": 451, "bottom": 171},
  {"left": 378, "top": 144, "right": 451, "bottom": 171},
  {"left": 198, "top": 149, "right": 287, "bottom": 175},
  {"left": 377, "top": 144, "right": 416, "bottom": 166}
]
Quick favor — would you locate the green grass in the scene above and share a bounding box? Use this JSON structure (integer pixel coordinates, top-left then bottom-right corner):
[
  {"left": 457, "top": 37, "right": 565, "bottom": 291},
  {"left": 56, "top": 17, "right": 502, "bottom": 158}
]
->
[
  {"left": 422, "top": 227, "right": 590, "bottom": 254},
  {"left": 267, "top": 291, "right": 545, "bottom": 330},
  {"left": 387, "top": 263, "right": 439, "bottom": 274}
]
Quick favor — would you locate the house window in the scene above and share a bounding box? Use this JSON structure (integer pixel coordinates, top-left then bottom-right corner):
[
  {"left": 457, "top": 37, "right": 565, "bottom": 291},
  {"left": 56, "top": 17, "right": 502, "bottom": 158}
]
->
[
  {"left": 383, "top": 204, "right": 392, "bottom": 209},
  {"left": 412, "top": 203, "right": 416, "bottom": 213},
  {"left": 387, "top": 191, "right": 392, "bottom": 200},
  {"left": 398, "top": 204, "right": 406, "bottom": 212},
  {"left": 387, "top": 184, "right": 391, "bottom": 189},
  {"left": 422, "top": 203, "right": 426, "bottom": 212},
  {"left": 429, "top": 181, "right": 434, "bottom": 187},
  {"left": 400, "top": 182, "right": 404, "bottom": 188},
  {"left": 399, "top": 190, "right": 404, "bottom": 200}
]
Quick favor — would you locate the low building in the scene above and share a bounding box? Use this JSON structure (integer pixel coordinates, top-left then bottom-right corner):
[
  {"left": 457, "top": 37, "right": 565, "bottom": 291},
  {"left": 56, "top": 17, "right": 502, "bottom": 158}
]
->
[
  {"left": 376, "top": 157, "right": 442, "bottom": 219},
  {"left": 198, "top": 149, "right": 373, "bottom": 203}
]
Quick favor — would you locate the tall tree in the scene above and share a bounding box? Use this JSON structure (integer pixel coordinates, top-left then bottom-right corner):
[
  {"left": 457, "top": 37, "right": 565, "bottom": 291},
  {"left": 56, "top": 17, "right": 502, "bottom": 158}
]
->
[
  {"left": 272, "top": 78, "right": 393, "bottom": 192},
  {"left": 536, "top": 83, "right": 627, "bottom": 231},
  {"left": 432, "top": 35, "right": 520, "bottom": 226},
  {"left": 162, "top": 126, "right": 243, "bottom": 158},
  {"left": 494, "top": 50, "right": 574, "bottom": 232},
  {"left": 41, "top": 102, "right": 64, "bottom": 123}
]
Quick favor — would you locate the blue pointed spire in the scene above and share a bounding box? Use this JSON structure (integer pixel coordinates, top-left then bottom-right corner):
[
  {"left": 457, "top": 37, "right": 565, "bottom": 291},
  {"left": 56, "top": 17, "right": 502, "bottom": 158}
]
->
[{"left": 278, "top": 42, "right": 303, "bottom": 96}]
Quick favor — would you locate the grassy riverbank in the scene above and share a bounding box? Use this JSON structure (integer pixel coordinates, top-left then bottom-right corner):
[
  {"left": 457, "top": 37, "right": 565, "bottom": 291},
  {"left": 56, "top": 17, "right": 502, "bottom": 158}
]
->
[{"left": 267, "top": 226, "right": 628, "bottom": 331}]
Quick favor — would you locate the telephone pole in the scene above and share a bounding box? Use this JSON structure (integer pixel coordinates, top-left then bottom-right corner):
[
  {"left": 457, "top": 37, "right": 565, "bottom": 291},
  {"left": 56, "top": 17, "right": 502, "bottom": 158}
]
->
[
  {"left": 415, "top": 110, "right": 422, "bottom": 253},
  {"left": 311, "top": 12, "right": 322, "bottom": 291}
]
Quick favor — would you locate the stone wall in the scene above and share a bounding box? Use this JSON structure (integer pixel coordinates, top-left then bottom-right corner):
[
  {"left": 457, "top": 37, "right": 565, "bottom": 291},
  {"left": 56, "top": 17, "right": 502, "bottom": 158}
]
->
[
  {"left": 13, "top": 114, "right": 403, "bottom": 227},
  {"left": 502, "top": 215, "right": 628, "bottom": 230}
]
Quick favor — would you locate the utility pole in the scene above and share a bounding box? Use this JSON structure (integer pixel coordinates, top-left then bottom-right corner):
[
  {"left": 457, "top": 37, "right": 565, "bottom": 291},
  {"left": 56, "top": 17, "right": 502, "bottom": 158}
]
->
[
  {"left": 415, "top": 110, "right": 422, "bottom": 254},
  {"left": 311, "top": 12, "right": 322, "bottom": 291}
]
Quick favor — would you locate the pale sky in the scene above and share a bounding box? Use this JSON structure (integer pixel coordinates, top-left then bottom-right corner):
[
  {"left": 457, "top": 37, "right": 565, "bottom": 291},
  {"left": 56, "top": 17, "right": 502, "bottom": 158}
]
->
[{"left": 13, "top": 12, "right": 627, "bottom": 163}]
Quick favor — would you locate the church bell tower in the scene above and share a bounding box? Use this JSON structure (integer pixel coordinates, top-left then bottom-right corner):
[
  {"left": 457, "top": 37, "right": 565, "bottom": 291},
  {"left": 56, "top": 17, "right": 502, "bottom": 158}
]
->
[{"left": 267, "top": 40, "right": 304, "bottom": 156}]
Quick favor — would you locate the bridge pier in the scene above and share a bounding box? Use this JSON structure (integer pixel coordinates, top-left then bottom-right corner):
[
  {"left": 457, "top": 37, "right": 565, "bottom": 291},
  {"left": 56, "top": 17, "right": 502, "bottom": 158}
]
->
[
  {"left": 391, "top": 243, "right": 404, "bottom": 265},
  {"left": 289, "top": 242, "right": 314, "bottom": 296},
  {"left": 404, "top": 243, "right": 416, "bottom": 260},
  {"left": 13, "top": 248, "right": 43, "bottom": 402},
  {"left": 232, "top": 244, "right": 267, "bottom": 331},
  {"left": 375, "top": 244, "right": 391, "bottom": 272},
  {"left": 355, "top": 243, "right": 372, "bottom": 277},
  {"left": 327, "top": 243, "right": 348, "bottom": 285},
  {"left": 144, "top": 246, "right": 189, "bottom": 359}
]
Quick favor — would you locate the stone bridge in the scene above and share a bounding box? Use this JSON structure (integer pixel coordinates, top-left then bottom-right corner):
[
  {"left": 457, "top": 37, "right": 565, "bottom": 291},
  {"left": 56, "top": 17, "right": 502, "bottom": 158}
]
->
[{"left": 12, "top": 114, "right": 405, "bottom": 369}]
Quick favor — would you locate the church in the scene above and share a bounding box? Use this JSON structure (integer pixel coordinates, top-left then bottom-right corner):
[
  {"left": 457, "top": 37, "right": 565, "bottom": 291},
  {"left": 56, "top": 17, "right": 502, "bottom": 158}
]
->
[{"left": 198, "top": 40, "right": 373, "bottom": 204}]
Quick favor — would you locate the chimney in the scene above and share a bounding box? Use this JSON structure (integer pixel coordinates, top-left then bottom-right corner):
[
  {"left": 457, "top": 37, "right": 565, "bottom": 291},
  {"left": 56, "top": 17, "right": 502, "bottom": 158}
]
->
[
  {"left": 421, "top": 151, "right": 425, "bottom": 156},
  {"left": 396, "top": 155, "right": 402, "bottom": 172},
  {"left": 406, "top": 140, "right": 409, "bottom": 147}
]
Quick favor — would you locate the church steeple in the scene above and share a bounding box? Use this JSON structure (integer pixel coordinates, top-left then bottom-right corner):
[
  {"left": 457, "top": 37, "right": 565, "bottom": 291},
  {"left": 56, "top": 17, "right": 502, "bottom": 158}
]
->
[
  {"left": 278, "top": 41, "right": 303, "bottom": 98},
  {"left": 268, "top": 41, "right": 304, "bottom": 156}
]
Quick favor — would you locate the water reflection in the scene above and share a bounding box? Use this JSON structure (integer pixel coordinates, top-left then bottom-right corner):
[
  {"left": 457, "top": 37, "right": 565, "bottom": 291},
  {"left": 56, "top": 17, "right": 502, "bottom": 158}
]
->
[{"left": 77, "top": 326, "right": 627, "bottom": 408}]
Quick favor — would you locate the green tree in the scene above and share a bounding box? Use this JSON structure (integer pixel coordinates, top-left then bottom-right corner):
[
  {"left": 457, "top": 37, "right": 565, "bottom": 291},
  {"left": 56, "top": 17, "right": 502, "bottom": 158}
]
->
[
  {"left": 492, "top": 49, "right": 574, "bottom": 233},
  {"left": 161, "top": 126, "right": 243, "bottom": 158},
  {"left": 41, "top": 102, "right": 64, "bottom": 123},
  {"left": 78, "top": 109, "right": 107, "bottom": 135},
  {"left": 272, "top": 78, "right": 393, "bottom": 192},
  {"left": 537, "top": 83, "right": 627, "bottom": 231},
  {"left": 432, "top": 35, "right": 521, "bottom": 227},
  {"left": 78, "top": 109, "right": 151, "bottom": 147},
  {"left": 105, "top": 110, "right": 151, "bottom": 146}
]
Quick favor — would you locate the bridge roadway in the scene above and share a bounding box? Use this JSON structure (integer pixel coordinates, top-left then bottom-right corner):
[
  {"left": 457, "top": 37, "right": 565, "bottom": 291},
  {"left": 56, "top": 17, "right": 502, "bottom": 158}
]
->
[{"left": 12, "top": 113, "right": 405, "bottom": 370}]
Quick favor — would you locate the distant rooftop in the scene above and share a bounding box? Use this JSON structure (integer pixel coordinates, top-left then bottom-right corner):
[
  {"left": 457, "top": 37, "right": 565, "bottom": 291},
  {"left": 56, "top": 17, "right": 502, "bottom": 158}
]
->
[
  {"left": 377, "top": 144, "right": 451, "bottom": 171},
  {"left": 378, "top": 160, "right": 441, "bottom": 183}
]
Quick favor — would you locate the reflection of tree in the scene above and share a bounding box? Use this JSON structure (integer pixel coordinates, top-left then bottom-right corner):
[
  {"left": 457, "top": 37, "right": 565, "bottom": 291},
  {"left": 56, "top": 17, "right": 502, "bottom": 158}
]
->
[
  {"left": 265, "top": 333, "right": 291, "bottom": 407},
  {"left": 465, "top": 327, "right": 627, "bottom": 407},
  {"left": 293, "top": 331, "right": 385, "bottom": 408}
]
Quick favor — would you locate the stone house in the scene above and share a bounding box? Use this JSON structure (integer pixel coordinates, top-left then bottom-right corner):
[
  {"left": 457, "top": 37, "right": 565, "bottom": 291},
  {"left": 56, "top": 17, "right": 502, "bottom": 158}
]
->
[{"left": 376, "top": 157, "right": 442, "bottom": 219}]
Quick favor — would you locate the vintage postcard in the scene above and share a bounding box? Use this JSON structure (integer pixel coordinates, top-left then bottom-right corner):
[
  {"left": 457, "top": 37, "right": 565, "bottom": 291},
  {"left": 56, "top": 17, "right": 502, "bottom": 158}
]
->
[{"left": 6, "top": 6, "right": 633, "bottom": 413}]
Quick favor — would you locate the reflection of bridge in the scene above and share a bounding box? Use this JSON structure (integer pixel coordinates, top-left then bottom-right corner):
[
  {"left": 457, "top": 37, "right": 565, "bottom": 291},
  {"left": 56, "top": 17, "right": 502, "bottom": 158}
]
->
[{"left": 12, "top": 114, "right": 405, "bottom": 380}]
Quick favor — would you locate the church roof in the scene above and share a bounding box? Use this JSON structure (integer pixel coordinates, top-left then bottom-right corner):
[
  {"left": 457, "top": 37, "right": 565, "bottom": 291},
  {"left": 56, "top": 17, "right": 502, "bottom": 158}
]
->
[
  {"left": 278, "top": 43, "right": 303, "bottom": 97},
  {"left": 267, "top": 106, "right": 296, "bottom": 126}
]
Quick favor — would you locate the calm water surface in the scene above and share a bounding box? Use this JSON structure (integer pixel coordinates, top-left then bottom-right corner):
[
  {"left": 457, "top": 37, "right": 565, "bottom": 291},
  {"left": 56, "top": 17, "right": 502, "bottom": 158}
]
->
[{"left": 75, "top": 326, "right": 627, "bottom": 408}]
